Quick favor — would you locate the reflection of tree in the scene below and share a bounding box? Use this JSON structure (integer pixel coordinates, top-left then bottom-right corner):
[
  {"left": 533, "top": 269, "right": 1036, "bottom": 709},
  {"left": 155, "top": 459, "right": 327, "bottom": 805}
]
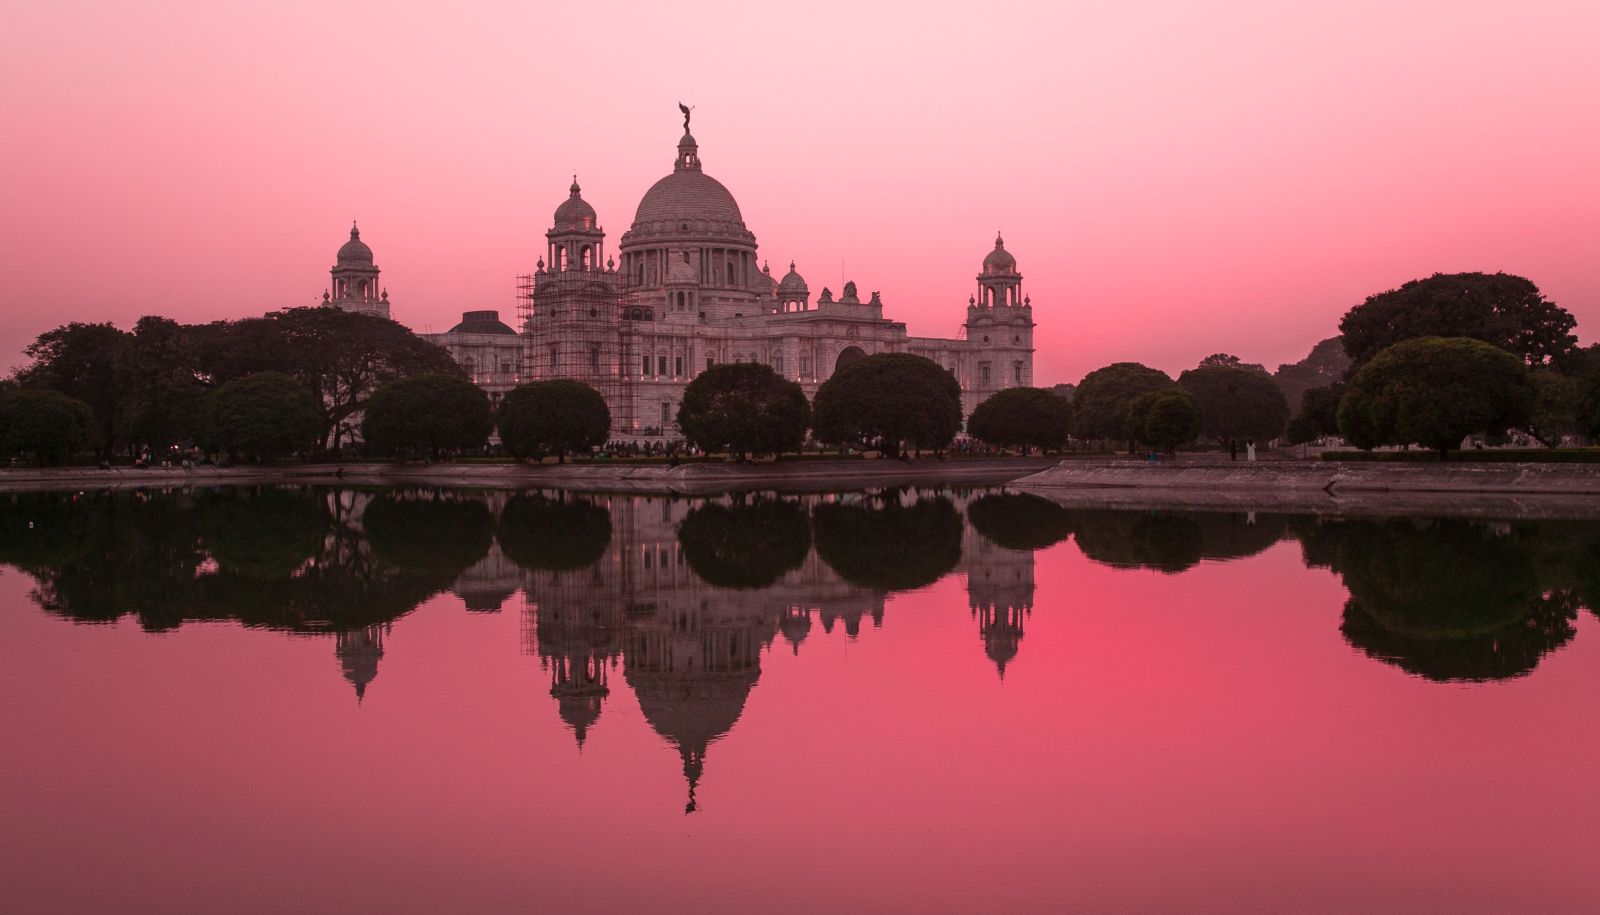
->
[
  {"left": 198, "top": 487, "right": 327, "bottom": 579},
  {"left": 677, "top": 497, "right": 810, "bottom": 589},
  {"left": 0, "top": 492, "right": 101, "bottom": 572},
  {"left": 16, "top": 488, "right": 440, "bottom": 635},
  {"left": 967, "top": 493, "right": 1073, "bottom": 551},
  {"left": 1068, "top": 510, "right": 1203, "bottom": 573},
  {"left": 812, "top": 494, "right": 962, "bottom": 591},
  {"left": 1325, "top": 519, "right": 1576, "bottom": 682},
  {"left": 1190, "top": 513, "right": 1289, "bottom": 561},
  {"left": 362, "top": 490, "right": 493, "bottom": 584},
  {"left": 496, "top": 493, "right": 611, "bottom": 571}
]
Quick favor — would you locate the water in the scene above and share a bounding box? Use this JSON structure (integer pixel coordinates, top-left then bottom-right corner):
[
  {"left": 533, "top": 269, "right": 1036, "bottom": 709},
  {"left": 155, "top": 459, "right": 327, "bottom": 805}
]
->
[{"left": 3, "top": 486, "right": 1598, "bottom": 913}]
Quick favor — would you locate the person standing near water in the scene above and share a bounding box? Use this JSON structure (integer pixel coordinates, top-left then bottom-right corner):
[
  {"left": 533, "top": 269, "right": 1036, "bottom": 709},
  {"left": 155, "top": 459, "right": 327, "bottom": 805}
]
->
[{"left": 1246, "top": 441, "right": 1257, "bottom": 462}]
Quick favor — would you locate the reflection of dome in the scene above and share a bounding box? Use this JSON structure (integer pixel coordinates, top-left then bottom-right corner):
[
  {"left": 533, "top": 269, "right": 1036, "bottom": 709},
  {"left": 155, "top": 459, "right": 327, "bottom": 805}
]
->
[
  {"left": 446, "top": 310, "right": 518, "bottom": 335},
  {"left": 556, "top": 693, "right": 603, "bottom": 746},
  {"left": 335, "top": 626, "right": 385, "bottom": 702},
  {"left": 777, "top": 262, "right": 808, "bottom": 297},
  {"left": 337, "top": 224, "right": 373, "bottom": 263},
  {"left": 982, "top": 233, "right": 1016, "bottom": 274},
  {"left": 554, "top": 179, "right": 597, "bottom": 230},
  {"left": 777, "top": 607, "right": 812, "bottom": 655},
  {"left": 457, "top": 583, "right": 516, "bottom": 612},
  {"left": 627, "top": 665, "right": 758, "bottom": 814}
]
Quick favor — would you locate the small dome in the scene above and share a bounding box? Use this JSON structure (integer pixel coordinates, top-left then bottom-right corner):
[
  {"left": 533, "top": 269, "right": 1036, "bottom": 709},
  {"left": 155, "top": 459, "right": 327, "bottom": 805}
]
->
[
  {"left": 679, "top": 131, "right": 698, "bottom": 151},
  {"left": 554, "top": 178, "right": 597, "bottom": 231},
  {"left": 777, "top": 261, "right": 808, "bottom": 297},
  {"left": 337, "top": 224, "right": 373, "bottom": 264},
  {"left": 982, "top": 233, "right": 1016, "bottom": 274},
  {"left": 447, "top": 310, "right": 518, "bottom": 335}
]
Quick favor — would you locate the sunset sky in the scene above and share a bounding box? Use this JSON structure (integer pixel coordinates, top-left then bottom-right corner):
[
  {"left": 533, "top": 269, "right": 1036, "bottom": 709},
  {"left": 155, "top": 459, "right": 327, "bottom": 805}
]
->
[{"left": 2, "top": 1, "right": 1596, "bottom": 385}]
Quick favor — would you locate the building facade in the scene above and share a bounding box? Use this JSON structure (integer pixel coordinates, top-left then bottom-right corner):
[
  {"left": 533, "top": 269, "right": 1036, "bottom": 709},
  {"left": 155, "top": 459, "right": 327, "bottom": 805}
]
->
[
  {"left": 520, "top": 122, "right": 1035, "bottom": 436},
  {"left": 344, "top": 116, "right": 1037, "bottom": 437}
]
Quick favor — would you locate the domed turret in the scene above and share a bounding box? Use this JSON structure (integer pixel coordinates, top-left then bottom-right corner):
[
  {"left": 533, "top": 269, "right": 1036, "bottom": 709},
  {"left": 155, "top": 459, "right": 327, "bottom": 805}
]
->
[
  {"left": 982, "top": 233, "right": 1017, "bottom": 275},
  {"left": 327, "top": 222, "right": 388, "bottom": 319},
  {"left": 778, "top": 262, "right": 808, "bottom": 297},
  {"left": 554, "top": 178, "right": 597, "bottom": 231},
  {"left": 337, "top": 223, "right": 373, "bottom": 264},
  {"left": 546, "top": 177, "right": 605, "bottom": 272}
]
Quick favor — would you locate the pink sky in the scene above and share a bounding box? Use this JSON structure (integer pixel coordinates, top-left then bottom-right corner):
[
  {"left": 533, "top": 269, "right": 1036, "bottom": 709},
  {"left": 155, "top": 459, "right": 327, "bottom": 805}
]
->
[{"left": 2, "top": 1, "right": 1596, "bottom": 385}]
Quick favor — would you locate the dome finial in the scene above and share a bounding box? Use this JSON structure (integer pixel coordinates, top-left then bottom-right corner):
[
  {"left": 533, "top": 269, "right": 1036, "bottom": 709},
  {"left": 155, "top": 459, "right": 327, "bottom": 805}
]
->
[
  {"left": 351, "top": 220, "right": 360, "bottom": 240},
  {"left": 995, "top": 231, "right": 1004, "bottom": 247},
  {"left": 570, "top": 175, "right": 580, "bottom": 195}
]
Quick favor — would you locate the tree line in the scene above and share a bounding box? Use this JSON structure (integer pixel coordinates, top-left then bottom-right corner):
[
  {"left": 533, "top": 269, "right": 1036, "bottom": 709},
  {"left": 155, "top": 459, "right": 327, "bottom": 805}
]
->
[{"left": 5, "top": 270, "right": 1595, "bottom": 464}]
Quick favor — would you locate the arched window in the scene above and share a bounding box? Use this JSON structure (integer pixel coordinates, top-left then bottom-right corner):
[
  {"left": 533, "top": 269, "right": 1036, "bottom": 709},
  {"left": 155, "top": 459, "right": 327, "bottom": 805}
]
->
[{"left": 580, "top": 245, "right": 592, "bottom": 269}]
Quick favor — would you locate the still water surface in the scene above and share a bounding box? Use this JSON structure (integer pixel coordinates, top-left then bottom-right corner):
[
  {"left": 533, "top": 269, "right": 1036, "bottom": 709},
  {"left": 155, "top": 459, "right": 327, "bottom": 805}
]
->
[{"left": 3, "top": 486, "right": 1598, "bottom": 912}]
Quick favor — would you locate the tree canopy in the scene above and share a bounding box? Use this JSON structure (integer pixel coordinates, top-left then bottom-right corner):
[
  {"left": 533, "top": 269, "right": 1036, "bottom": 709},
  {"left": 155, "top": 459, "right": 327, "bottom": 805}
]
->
[
  {"left": 202, "top": 371, "right": 322, "bottom": 461},
  {"left": 812, "top": 353, "right": 962, "bottom": 457},
  {"left": 1128, "top": 388, "right": 1201, "bottom": 453},
  {"left": 497, "top": 380, "right": 610, "bottom": 462},
  {"left": 17, "top": 322, "right": 130, "bottom": 457},
  {"left": 1072, "top": 362, "right": 1175, "bottom": 448},
  {"left": 1338, "top": 272, "right": 1576, "bottom": 368},
  {"left": 676, "top": 363, "right": 809, "bottom": 458},
  {"left": 966, "top": 387, "right": 1073, "bottom": 452},
  {"left": 0, "top": 389, "right": 97, "bottom": 465},
  {"left": 966, "top": 493, "right": 1074, "bottom": 551},
  {"left": 362, "top": 373, "right": 493, "bottom": 458},
  {"left": 1336, "top": 336, "right": 1534, "bottom": 458},
  {"left": 1285, "top": 382, "right": 1344, "bottom": 445},
  {"left": 1178, "top": 364, "right": 1290, "bottom": 444}
]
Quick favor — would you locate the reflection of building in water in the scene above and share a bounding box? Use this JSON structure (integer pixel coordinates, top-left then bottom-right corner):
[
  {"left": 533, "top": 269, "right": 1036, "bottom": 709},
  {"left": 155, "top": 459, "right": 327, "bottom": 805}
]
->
[
  {"left": 335, "top": 624, "right": 389, "bottom": 702},
  {"left": 501, "top": 491, "right": 1043, "bottom": 809},
  {"left": 453, "top": 542, "right": 523, "bottom": 613},
  {"left": 964, "top": 520, "right": 1036, "bottom": 678}
]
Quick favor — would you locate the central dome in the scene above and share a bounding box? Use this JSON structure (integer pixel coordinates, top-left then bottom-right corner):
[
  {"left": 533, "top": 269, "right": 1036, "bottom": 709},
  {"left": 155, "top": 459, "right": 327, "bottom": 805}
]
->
[
  {"left": 622, "top": 127, "right": 754, "bottom": 248},
  {"left": 633, "top": 170, "right": 744, "bottom": 227}
]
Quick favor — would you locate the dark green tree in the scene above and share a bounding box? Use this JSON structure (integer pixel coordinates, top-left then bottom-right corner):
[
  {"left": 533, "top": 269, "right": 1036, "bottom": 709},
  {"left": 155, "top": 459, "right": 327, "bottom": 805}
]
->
[
  {"left": 1198, "top": 353, "right": 1268, "bottom": 373},
  {"left": 496, "top": 493, "right": 612, "bottom": 570},
  {"left": 1128, "top": 388, "right": 1201, "bottom": 453},
  {"left": 676, "top": 363, "right": 809, "bottom": 459},
  {"left": 1524, "top": 368, "right": 1586, "bottom": 448},
  {"left": 812, "top": 353, "right": 962, "bottom": 457},
  {"left": 362, "top": 373, "right": 493, "bottom": 458},
  {"left": 1272, "top": 337, "right": 1350, "bottom": 413},
  {"left": 1072, "top": 362, "right": 1175, "bottom": 451},
  {"left": 677, "top": 497, "right": 812, "bottom": 588},
  {"left": 196, "top": 308, "right": 461, "bottom": 450},
  {"left": 1286, "top": 382, "right": 1345, "bottom": 445},
  {"left": 0, "top": 389, "right": 97, "bottom": 465},
  {"left": 967, "top": 493, "right": 1074, "bottom": 551},
  {"left": 202, "top": 371, "right": 322, "bottom": 462},
  {"left": 1336, "top": 336, "right": 1534, "bottom": 458},
  {"left": 966, "top": 387, "right": 1073, "bottom": 453},
  {"left": 812, "top": 495, "right": 964, "bottom": 590},
  {"left": 1338, "top": 272, "right": 1576, "bottom": 368},
  {"left": 118, "top": 316, "right": 206, "bottom": 451},
  {"left": 1178, "top": 364, "right": 1290, "bottom": 445},
  {"left": 497, "top": 380, "right": 610, "bottom": 462},
  {"left": 16, "top": 322, "right": 130, "bottom": 458}
]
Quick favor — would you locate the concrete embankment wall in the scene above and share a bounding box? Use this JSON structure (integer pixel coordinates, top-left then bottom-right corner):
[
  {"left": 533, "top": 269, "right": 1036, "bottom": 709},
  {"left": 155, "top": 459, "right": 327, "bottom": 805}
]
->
[
  {"left": 1011, "top": 461, "right": 1600, "bottom": 520},
  {"left": 0, "top": 457, "right": 1059, "bottom": 496}
]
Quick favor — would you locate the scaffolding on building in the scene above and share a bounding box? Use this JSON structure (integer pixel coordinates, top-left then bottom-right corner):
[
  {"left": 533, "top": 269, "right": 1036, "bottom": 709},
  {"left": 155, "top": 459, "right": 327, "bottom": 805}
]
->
[{"left": 516, "top": 266, "right": 645, "bottom": 435}]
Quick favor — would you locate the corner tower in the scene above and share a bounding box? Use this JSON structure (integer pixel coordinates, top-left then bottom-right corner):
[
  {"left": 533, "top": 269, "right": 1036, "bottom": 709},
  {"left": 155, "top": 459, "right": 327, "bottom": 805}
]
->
[
  {"left": 326, "top": 223, "right": 390, "bottom": 319},
  {"left": 963, "top": 233, "right": 1035, "bottom": 412}
]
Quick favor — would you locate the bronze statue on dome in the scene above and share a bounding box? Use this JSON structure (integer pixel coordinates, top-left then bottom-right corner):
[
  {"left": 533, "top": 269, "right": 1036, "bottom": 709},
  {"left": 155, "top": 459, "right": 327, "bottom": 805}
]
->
[{"left": 678, "top": 102, "right": 694, "bottom": 132}]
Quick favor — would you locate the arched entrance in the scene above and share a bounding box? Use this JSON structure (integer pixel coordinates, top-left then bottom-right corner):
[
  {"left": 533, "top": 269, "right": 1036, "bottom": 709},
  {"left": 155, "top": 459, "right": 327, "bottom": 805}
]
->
[{"left": 834, "top": 346, "right": 867, "bottom": 374}]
